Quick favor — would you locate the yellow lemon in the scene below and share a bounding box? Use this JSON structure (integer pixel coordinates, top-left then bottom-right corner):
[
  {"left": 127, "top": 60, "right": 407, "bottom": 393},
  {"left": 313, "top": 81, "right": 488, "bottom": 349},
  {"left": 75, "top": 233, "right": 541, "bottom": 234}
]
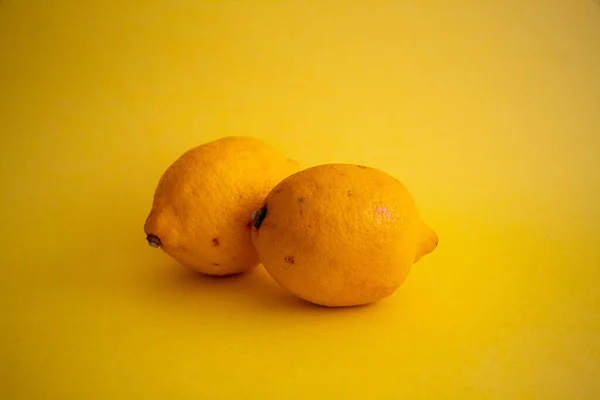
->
[
  {"left": 144, "top": 136, "right": 300, "bottom": 276},
  {"left": 251, "top": 164, "right": 438, "bottom": 306}
]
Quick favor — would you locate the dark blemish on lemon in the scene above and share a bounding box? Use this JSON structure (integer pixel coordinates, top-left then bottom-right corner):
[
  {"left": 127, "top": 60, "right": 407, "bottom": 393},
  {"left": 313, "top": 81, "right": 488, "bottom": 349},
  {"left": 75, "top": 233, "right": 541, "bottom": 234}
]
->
[
  {"left": 212, "top": 237, "right": 220, "bottom": 246},
  {"left": 297, "top": 197, "right": 304, "bottom": 203},
  {"left": 357, "top": 165, "right": 367, "bottom": 169},
  {"left": 274, "top": 188, "right": 282, "bottom": 194},
  {"left": 246, "top": 221, "right": 253, "bottom": 229},
  {"left": 212, "top": 263, "right": 220, "bottom": 266},
  {"left": 308, "top": 224, "right": 312, "bottom": 228},
  {"left": 347, "top": 190, "right": 351, "bottom": 196},
  {"left": 146, "top": 234, "right": 161, "bottom": 248},
  {"left": 284, "top": 256, "right": 295, "bottom": 264},
  {"left": 300, "top": 210, "right": 304, "bottom": 216},
  {"left": 253, "top": 205, "right": 268, "bottom": 229}
]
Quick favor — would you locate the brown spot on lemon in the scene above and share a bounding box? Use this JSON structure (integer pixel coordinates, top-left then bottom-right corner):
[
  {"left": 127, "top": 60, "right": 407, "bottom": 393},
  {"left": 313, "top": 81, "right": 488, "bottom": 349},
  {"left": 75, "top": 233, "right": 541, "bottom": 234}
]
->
[
  {"left": 284, "top": 256, "right": 295, "bottom": 264},
  {"left": 146, "top": 234, "right": 161, "bottom": 248},
  {"left": 252, "top": 206, "right": 268, "bottom": 229},
  {"left": 212, "top": 237, "right": 220, "bottom": 246}
]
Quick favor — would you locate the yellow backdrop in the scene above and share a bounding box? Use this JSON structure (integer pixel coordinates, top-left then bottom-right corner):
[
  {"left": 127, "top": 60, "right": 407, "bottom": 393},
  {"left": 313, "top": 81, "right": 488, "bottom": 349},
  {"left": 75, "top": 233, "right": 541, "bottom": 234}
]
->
[{"left": 1, "top": 1, "right": 599, "bottom": 398}]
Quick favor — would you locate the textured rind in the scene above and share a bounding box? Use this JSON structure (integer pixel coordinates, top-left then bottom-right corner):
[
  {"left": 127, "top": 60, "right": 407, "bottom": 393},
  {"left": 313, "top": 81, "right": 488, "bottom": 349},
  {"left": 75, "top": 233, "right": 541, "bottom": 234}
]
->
[
  {"left": 252, "top": 163, "right": 438, "bottom": 306},
  {"left": 145, "top": 136, "right": 301, "bottom": 275}
]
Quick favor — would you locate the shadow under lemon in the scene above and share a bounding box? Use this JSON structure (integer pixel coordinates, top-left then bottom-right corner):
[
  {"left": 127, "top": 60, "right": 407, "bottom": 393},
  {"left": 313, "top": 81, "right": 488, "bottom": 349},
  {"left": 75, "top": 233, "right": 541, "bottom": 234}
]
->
[
  {"left": 146, "top": 260, "right": 383, "bottom": 315},
  {"left": 149, "top": 262, "right": 309, "bottom": 311}
]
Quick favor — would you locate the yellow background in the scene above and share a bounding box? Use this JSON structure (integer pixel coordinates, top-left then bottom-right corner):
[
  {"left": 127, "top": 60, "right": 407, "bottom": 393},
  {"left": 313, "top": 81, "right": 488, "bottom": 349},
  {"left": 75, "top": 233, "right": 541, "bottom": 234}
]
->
[{"left": 1, "top": 1, "right": 599, "bottom": 398}]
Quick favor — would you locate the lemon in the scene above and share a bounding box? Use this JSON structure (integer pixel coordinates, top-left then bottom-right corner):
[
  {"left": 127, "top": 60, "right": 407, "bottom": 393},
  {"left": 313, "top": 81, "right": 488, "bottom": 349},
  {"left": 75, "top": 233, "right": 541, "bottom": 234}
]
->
[
  {"left": 251, "top": 163, "right": 438, "bottom": 306},
  {"left": 144, "top": 136, "right": 300, "bottom": 275}
]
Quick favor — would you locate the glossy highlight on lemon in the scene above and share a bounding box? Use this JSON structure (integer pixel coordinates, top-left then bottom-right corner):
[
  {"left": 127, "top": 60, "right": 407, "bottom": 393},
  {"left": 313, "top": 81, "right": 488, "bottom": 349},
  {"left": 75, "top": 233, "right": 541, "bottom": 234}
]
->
[
  {"left": 144, "top": 136, "right": 300, "bottom": 276},
  {"left": 251, "top": 163, "right": 438, "bottom": 307}
]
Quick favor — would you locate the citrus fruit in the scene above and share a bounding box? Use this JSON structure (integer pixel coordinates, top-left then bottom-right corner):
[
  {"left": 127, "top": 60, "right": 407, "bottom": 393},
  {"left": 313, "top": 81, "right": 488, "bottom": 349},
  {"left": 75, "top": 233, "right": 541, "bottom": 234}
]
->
[
  {"left": 144, "top": 136, "right": 300, "bottom": 275},
  {"left": 251, "top": 163, "right": 438, "bottom": 306}
]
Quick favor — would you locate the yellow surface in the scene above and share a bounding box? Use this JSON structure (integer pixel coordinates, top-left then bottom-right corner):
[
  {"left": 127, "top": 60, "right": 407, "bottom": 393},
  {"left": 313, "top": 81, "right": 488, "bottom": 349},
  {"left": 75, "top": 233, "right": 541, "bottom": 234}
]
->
[{"left": 1, "top": 1, "right": 599, "bottom": 398}]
